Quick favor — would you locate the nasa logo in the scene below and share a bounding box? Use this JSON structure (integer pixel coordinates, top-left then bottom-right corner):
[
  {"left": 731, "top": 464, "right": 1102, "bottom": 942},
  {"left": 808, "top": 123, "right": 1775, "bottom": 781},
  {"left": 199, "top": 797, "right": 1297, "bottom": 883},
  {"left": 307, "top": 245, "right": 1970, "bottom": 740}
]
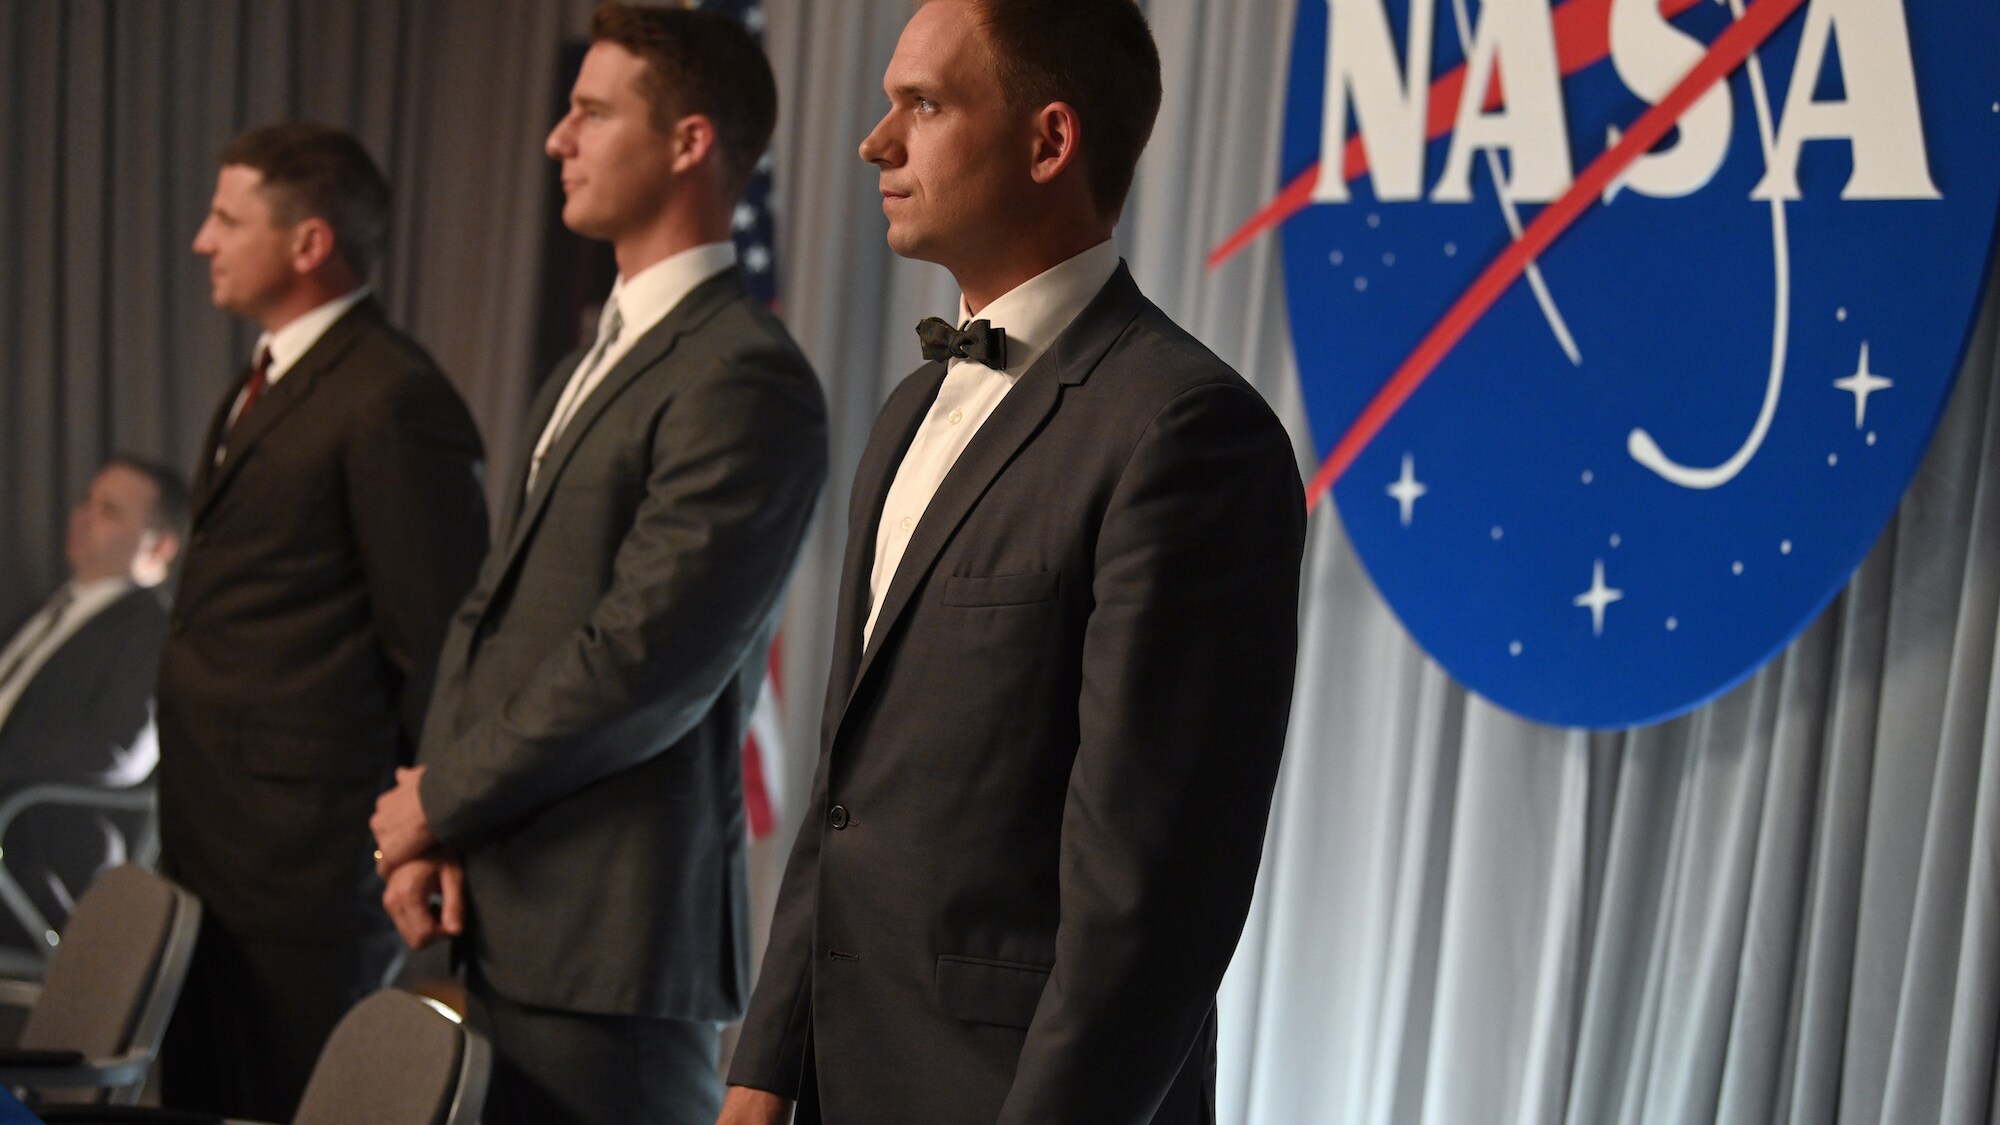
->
[{"left": 1246, "top": 0, "right": 2000, "bottom": 728}]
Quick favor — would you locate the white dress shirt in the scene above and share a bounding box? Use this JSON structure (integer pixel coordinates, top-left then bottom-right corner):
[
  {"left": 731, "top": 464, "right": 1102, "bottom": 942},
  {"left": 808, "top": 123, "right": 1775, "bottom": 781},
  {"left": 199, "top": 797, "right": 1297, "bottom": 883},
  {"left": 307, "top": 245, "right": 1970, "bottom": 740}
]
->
[
  {"left": 226, "top": 286, "right": 373, "bottom": 430},
  {"left": 0, "top": 577, "right": 133, "bottom": 728},
  {"left": 526, "top": 241, "right": 740, "bottom": 493},
  {"left": 257, "top": 285, "right": 372, "bottom": 384},
  {"left": 863, "top": 239, "right": 1121, "bottom": 644}
]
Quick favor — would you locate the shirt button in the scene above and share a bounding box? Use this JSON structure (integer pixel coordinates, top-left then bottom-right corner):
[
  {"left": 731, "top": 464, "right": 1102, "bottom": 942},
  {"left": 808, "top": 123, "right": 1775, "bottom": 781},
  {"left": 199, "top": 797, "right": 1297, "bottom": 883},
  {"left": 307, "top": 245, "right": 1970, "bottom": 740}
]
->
[
  {"left": 900, "top": 517, "right": 913, "bottom": 531},
  {"left": 948, "top": 409, "right": 963, "bottom": 425},
  {"left": 829, "top": 804, "right": 850, "bottom": 830}
]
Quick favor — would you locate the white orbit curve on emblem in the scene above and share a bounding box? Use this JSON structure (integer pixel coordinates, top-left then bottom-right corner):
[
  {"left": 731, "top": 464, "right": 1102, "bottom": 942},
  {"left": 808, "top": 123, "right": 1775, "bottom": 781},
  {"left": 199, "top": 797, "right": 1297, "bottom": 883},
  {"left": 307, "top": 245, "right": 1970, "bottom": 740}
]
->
[
  {"left": 1626, "top": 0, "right": 1789, "bottom": 491},
  {"left": 1446, "top": 0, "right": 1584, "bottom": 368}
]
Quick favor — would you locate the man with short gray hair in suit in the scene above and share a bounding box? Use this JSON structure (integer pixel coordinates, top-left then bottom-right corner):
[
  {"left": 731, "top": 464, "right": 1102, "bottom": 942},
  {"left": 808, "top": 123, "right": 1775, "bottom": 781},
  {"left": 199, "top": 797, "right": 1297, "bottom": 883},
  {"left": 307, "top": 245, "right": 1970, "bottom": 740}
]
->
[{"left": 370, "top": 5, "right": 827, "bottom": 1122}]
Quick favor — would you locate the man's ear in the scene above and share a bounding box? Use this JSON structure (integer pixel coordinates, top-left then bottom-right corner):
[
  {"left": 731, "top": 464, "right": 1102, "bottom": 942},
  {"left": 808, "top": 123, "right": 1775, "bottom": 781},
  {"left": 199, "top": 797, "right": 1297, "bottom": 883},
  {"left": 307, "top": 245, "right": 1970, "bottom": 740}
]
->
[
  {"left": 290, "top": 216, "right": 339, "bottom": 274},
  {"left": 1028, "top": 101, "right": 1084, "bottom": 187},
  {"left": 134, "top": 530, "right": 179, "bottom": 586},
  {"left": 672, "top": 114, "right": 720, "bottom": 176}
]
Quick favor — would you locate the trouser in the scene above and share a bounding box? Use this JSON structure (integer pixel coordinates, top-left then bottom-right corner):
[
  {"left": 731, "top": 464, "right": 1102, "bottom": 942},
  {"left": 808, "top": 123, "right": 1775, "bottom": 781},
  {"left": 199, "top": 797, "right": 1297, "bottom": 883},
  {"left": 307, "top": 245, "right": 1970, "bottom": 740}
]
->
[
  {"left": 159, "top": 914, "right": 402, "bottom": 1121},
  {"left": 467, "top": 971, "right": 723, "bottom": 1125}
]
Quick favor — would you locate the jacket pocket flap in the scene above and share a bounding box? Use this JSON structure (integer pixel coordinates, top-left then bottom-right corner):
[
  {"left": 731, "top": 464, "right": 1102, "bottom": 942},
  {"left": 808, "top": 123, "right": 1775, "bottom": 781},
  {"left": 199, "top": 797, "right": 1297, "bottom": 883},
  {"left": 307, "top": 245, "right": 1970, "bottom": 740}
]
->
[
  {"left": 934, "top": 954, "right": 1051, "bottom": 1029},
  {"left": 941, "top": 571, "right": 1059, "bottom": 607}
]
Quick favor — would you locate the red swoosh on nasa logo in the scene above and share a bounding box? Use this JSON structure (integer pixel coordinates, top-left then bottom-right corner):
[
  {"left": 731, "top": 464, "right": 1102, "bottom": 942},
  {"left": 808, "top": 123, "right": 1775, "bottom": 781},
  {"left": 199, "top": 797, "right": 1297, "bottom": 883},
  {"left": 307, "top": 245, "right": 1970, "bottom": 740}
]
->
[
  {"left": 1207, "top": 0, "right": 1705, "bottom": 269},
  {"left": 1271, "top": 0, "right": 1810, "bottom": 511}
]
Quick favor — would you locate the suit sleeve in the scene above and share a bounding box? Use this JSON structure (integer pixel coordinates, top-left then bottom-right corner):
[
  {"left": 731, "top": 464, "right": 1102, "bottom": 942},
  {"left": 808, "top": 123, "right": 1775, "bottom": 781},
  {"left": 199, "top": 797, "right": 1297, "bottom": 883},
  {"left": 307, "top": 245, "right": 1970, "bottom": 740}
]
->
[
  {"left": 419, "top": 347, "right": 828, "bottom": 850},
  {"left": 998, "top": 382, "right": 1307, "bottom": 1125},
  {"left": 28, "top": 595, "right": 169, "bottom": 790},
  {"left": 727, "top": 731, "right": 829, "bottom": 1094},
  {"left": 344, "top": 368, "right": 491, "bottom": 755},
  {"left": 73, "top": 597, "right": 169, "bottom": 785}
]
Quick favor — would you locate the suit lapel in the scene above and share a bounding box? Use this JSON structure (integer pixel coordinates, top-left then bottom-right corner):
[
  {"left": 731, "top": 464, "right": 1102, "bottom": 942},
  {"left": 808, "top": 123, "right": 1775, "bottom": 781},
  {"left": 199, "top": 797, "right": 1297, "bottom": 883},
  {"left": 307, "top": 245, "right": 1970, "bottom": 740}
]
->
[
  {"left": 487, "top": 268, "right": 751, "bottom": 587},
  {"left": 822, "top": 363, "right": 945, "bottom": 713},
  {"left": 8, "top": 587, "right": 154, "bottom": 714},
  {"left": 191, "top": 378, "right": 239, "bottom": 504},
  {"left": 836, "top": 264, "right": 1148, "bottom": 731},
  {"left": 495, "top": 349, "right": 585, "bottom": 545},
  {"left": 191, "top": 300, "right": 382, "bottom": 527}
]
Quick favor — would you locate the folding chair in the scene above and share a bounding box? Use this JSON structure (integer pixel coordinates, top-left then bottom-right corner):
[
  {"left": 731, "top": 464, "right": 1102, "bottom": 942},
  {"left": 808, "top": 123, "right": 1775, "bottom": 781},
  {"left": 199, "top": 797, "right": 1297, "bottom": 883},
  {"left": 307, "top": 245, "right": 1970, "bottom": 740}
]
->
[
  {"left": 0, "top": 785, "right": 160, "bottom": 970},
  {"left": 0, "top": 865, "right": 199, "bottom": 1106},
  {"left": 38, "top": 988, "right": 491, "bottom": 1125}
]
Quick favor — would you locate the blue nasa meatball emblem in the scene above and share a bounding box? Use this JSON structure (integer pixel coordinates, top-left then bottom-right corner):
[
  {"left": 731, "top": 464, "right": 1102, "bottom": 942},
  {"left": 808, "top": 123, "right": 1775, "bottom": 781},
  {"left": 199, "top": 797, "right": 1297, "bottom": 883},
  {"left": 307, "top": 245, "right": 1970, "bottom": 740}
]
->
[{"left": 1263, "top": 0, "right": 2000, "bottom": 727}]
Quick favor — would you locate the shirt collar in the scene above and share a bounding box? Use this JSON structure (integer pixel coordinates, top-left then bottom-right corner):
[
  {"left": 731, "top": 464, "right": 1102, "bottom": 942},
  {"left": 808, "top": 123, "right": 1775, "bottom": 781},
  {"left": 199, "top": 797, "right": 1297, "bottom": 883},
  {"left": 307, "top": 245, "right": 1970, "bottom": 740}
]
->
[
  {"left": 256, "top": 286, "right": 372, "bottom": 384},
  {"left": 606, "top": 242, "right": 740, "bottom": 344},
  {"left": 954, "top": 239, "right": 1121, "bottom": 380},
  {"left": 64, "top": 576, "right": 132, "bottom": 615}
]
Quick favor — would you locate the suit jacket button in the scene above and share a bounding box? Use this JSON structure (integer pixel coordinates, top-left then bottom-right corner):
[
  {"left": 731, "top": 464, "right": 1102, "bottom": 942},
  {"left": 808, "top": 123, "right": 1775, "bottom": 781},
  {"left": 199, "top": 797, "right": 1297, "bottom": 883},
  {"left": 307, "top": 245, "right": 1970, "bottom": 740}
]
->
[{"left": 829, "top": 804, "right": 849, "bottom": 830}]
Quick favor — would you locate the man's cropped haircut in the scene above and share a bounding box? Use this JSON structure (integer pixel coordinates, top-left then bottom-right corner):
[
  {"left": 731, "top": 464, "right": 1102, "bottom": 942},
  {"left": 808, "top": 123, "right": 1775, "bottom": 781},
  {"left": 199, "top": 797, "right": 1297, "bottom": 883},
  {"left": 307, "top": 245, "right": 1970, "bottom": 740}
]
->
[
  {"left": 105, "top": 455, "right": 191, "bottom": 541},
  {"left": 219, "top": 123, "right": 392, "bottom": 278},
  {"left": 590, "top": 3, "right": 779, "bottom": 194},
  {"left": 969, "top": 0, "right": 1163, "bottom": 220}
]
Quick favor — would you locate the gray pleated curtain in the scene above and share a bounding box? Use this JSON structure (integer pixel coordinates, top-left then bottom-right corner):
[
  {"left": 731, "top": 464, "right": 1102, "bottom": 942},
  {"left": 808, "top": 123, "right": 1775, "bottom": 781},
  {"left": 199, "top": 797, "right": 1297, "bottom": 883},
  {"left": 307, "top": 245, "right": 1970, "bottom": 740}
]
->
[
  {"left": 0, "top": 0, "right": 580, "bottom": 626},
  {"left": 5, "top": 1, "right": 1995, "bottom": 1121}
]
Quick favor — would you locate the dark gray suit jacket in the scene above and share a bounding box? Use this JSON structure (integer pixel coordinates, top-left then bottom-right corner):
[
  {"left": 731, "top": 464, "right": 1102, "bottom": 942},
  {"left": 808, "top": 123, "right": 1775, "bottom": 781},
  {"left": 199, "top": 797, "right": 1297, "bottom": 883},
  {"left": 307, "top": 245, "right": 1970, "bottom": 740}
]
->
[
  {"left": 731, "top": 265, "right": 1308, "bottom": 1124},
  {"left": 0, "top": 585, "right": 166, "bottom": 792},
  {"left": 158, "top": 298, "right": 490, "bottom": 946},
  {"left": 0, "top": 585, "right": 167, "bottom": 945},
  {"left": 418, "top": 266, "right": 828, "bottom": 1021}
]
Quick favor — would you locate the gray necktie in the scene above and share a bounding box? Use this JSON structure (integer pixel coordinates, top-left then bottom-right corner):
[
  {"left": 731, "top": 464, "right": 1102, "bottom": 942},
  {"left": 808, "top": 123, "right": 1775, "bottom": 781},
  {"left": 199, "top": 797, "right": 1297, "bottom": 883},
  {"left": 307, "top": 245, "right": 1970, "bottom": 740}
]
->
[{"left": 528, "top": 300, "right": 625, "bottom": 494}]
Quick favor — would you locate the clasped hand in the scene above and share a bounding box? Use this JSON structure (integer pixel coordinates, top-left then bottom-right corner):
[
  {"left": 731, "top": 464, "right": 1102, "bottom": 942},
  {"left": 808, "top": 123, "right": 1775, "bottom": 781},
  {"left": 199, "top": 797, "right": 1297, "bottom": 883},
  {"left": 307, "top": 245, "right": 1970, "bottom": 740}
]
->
[{"left": 371, "top": 765, "right": 462, "bottom": 951}]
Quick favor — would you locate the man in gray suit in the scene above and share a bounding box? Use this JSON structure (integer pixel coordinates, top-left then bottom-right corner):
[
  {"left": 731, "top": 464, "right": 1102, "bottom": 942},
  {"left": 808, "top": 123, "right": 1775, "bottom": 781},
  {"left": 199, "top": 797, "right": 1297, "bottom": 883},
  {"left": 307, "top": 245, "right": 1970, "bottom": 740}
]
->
[
  {"left": 721, "top": 2, "right": 1305, "bottom": 1122},
  {"left": 371, "top": 6, "right": 827, "bottom": 1123}
]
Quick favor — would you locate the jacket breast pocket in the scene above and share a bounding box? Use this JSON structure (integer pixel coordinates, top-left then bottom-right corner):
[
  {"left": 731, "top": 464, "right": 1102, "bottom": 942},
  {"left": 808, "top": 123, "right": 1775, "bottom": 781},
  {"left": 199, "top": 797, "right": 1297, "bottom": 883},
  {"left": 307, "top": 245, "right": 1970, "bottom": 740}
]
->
[
  {"left": 940, "top": 570, "right": 1059, "bottom": 608},
  {"left": 934, "top": 954, "right": 1051, "bottom": 1029}
]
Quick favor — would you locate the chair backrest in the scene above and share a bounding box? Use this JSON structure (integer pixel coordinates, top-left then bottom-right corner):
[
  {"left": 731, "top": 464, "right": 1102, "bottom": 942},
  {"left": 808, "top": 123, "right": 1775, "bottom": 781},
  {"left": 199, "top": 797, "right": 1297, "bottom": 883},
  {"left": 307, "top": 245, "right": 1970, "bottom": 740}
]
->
[
  {"left": 0, "top": 784, "right": 161, "bottom": 965},
  {"left": 18, "top": 865, "right": 195, "bottom": 1064},
  {"left": 293, "top": 991, "right": 490, "bottom": 1125}
]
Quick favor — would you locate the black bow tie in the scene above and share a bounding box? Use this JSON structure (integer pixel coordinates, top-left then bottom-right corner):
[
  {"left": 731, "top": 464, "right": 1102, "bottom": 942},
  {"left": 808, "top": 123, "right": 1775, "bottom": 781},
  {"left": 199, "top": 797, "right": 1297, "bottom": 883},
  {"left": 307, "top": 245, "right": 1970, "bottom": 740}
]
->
[{"left": 917, "top": 317, "right": 1007, "bottom": 369}]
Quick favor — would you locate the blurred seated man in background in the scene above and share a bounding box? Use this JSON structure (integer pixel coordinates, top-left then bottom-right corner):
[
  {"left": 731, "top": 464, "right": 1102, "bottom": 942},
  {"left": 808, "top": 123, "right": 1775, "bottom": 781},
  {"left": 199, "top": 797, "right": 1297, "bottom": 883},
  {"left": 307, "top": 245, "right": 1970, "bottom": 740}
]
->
[{"left": 0, "top": 456, "right": 186, "bottom": 956}]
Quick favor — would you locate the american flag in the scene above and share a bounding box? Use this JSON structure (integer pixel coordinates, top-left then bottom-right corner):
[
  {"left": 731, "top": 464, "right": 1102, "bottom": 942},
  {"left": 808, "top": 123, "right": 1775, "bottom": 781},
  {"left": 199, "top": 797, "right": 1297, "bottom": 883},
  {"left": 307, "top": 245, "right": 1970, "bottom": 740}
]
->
[
  {"left": 697, "top": 0, "right": 786, "bottom": 838},
  {"left": 700, "top": 0, "right": 780, "bottom": 307}
]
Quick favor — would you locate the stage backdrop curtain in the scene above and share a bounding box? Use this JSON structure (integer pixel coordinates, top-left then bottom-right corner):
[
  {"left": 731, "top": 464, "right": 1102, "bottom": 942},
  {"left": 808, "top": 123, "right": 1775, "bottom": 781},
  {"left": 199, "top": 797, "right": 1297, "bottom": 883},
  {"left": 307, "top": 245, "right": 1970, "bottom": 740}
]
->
[
  {"left": 0, "top": 0, "right": 588, "bottom": 627},
  {"left": 5, "top": 1, "right": 1995, "bottom": 1121},
  {"left": 761, "top": 2, "right": 2000, "bottom": 1123}
]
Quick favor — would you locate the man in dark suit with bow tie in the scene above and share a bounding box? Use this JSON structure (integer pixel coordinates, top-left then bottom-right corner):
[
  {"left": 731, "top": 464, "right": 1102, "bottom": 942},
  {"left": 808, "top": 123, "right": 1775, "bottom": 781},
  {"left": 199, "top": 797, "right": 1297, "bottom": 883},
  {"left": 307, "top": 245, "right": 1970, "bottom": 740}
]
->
[
  {"left": 367, "top": 7, "right": 827, "bottom": 1123},
  {"left": 721, "top": 2, "right": 1307, "bottom": 1123},
  {"left": 157, "top": 122, "right": 489, "bottom": 1121}
]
